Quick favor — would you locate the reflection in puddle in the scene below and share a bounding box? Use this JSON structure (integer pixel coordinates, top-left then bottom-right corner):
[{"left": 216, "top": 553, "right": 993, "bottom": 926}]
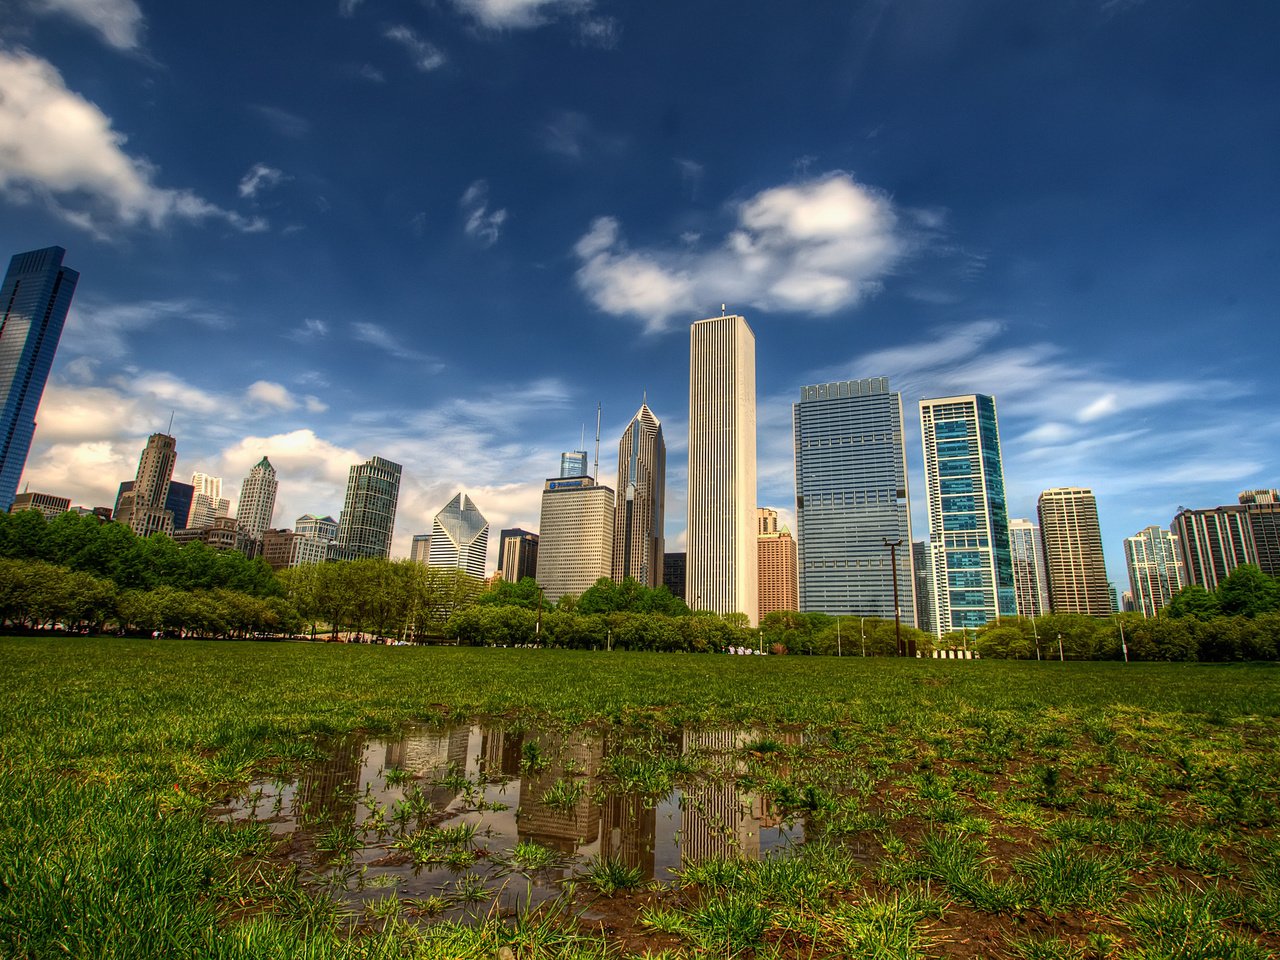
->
[{"left": 214, "top": 723, "right": 804, "bottom": 920}]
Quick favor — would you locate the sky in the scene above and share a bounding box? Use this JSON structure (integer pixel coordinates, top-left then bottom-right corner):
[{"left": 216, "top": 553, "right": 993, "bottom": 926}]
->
[{"left": 1, "top": 0, "right": 1277, "bottom": 590}]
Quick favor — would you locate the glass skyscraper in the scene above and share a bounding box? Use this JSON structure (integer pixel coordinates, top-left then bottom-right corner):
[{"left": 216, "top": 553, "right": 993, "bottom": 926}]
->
[
  {"left": 334, "top": 456, "right": 402, "bottom": 560},
  {"left": 793, "top": 377, "right": 915, "bottom": 622},
  {"left": 0, "top": 246, "right": 79, "bottom": 510},
  {"left": 919, "top": 394, "right": 1016, "bottom": 634}
]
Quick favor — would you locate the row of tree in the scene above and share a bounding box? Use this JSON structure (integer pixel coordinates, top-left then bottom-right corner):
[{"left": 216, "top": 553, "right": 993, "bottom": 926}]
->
[
  {"left": 1163, "top": 566, "right": 1280, "bottom": 620},
  {"left": 0, "top": 558, "right": 299, "bottom": 637},
  {"left": 0, "top": 510, "right": 280, "bottom": 596}
]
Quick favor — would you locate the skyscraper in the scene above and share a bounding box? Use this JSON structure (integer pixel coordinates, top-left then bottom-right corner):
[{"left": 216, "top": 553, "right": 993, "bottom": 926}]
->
[
  {"left": 613, "top": 401, "right": 665, "bottom": 587},
  {"left": 498, "top": 528, "right": 539, "bottom": 583},
  {"left": 1008, "top": 518, "right": 1050, "bottom": 618},
  {"left": 560, "top": 451, "right": 588, "bottom": 478},
  {"left": 427, "top": 492, "right": 490, "bottom": 579},
  {"left": 757, "top": 508, "right": 798, "bottom": 620},
  {"left": 687, "top": 312, "right": 757, "bottom": 625},
  {"left": 912, "top": 541, "right": 935, "bottom": 636},
  {"left": 115, "top": 433, "right": 178, "bottom": 537},
  {"left": 1171, "top": 504, "right": 1255, "bottom": 590},
  {"left": 1037, "top": 488, "right": 1112, "bottom": 616},
  {"left": 236, "top": 456, "right": 278, "bottom": 542},
  {"left": 0, "top": 246, "right": 79, "bottom": 510},
  {"left": 295, "top": 514, "right": 338, "bottom": 542},
  {"left": 919, "top": 394, "right": 1015, "bottom": 634},
  {"left": 1124, "top": 525, "right": 1184, "bottom": 618},
  {"left": 793, "top": 377, "right": 915, "bottom": 622},
  {"left": 537, "top": 476, "right": 614, "bottom": 603},
  {"left": 1238, "top": 489, "right": 1280, "bottom": 579},
  {"left": 187, "top": 472, "right": 229, "bottom": 529},
  {"left": 334, "top": 456, "right": 402, "bottom": 560}
]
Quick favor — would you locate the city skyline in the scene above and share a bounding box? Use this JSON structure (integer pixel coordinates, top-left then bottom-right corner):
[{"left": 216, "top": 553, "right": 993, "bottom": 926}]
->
[{"left": 1, "top": 3, "right": 1276, "bottom": 584}]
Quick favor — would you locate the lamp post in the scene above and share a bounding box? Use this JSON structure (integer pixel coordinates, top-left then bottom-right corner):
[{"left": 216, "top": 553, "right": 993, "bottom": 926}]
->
[
  {"left": 836, "top": 618, "right": 841, "bottom": 657},
  {"left": 860, "top": 616, "right": 866, "bottom": 657},
  {"left": 883, "top": 538, "right": 904, "bottom": 656}
]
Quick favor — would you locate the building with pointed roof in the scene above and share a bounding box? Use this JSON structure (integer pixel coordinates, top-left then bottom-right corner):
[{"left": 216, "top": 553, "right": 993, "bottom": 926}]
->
[
  {"left": 427, "top": 492, "right": 489, "bottom": 579},
  {"left": 236, "top": 456, "right": 278, "bottom": 542},
  {"left": 612, "top": 401, "right": 665, "bottom": 588}
]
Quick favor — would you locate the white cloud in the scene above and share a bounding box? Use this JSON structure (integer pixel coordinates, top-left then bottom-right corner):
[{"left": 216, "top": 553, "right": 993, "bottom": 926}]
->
[
  {"left": 249, "top": 104, "right": 310, "bottom": 138},
  {"left": 451, "top": 0, "right": 591, "bottom": 29},
  {"left": 573, "top": 172, "right": 905, "bottom": 332},
  {"left": 384, "top": 25, "right": 447, "bottom": 71},
  {"left": 31, "top": 0, "right": 144, "bottom": 50},
  {"left": 460, "top": 180, "right": 508, "bottom": 247},
  {"left": 577, "top": 16, "right": 619, "bottom": 48},
  {"left": 351, "top": 322, "right": 439, "bottom": 365},
  {"left": 238, "top": 163, "right": 286, "bottom": 199},
  {"left": 286, "top": 318, "right": 329, "bottom": 342},
  {"left": 338, "top": 0, "right": 363, "bottom": 16},
  {"left": 64, "top": 298, "right": 231, "bottom": 359},
  {"left": 0, "top": 50, "right": 266, "bottom": 234},
  {"left": 247, "top": 380, "right": 302, "bottom": 411}
]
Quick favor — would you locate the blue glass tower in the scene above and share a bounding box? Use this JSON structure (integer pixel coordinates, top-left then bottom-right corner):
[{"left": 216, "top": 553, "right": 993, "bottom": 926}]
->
[
  {"left": 919, "top": 394, "right": 1016, "bottom": 634},
  {"left": 0, "top": 246, "right": 78, "bottom": 510},
  {"left": 793, "top": 378, "right": 916, "bottom": 621}
]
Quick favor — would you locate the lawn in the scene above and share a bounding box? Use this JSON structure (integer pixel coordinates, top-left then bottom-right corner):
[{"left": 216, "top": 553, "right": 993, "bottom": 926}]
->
[{"left": 2, "top": 636, "right": 1278, "bottom": 958}]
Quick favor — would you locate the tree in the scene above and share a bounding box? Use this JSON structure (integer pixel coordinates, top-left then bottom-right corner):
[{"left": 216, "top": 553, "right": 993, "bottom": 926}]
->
[
  {"left": 1166, "top": 585, "right": 1221, "bottom": 621},
  {"left": 1216, "top": 565, "right": 1280, "bottom": 618}
]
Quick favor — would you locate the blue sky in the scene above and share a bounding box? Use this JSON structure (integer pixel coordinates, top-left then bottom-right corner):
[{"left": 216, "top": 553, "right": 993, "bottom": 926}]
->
[{"left": 1, "top": 0, "right": 1277, "bottom": 587}]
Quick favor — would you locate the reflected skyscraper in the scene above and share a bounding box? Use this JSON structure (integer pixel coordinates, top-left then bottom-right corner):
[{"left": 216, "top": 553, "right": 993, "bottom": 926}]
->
[
  {"left": 612, "top": 401, "right": 665, "bottom": 587},
  {"left": 0, "top": 246, "right": 79, "bottom": 510}
]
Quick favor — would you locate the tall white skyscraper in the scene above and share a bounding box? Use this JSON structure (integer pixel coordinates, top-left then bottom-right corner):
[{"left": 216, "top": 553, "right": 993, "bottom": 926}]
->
[
  {"left": 426, "top": 492, "right": 489, "bottom": 579},
  {"left": 687, "top": 312, "right": 757, "bottom": 625},
  {"left": 235, "top": 456, "right": 278, "bottom": 542},
  {"left": 1124, "top": 525, "right": 1184, "bottom": 618},
  {"left": 1008, "top": 518, "right": 1050, "bottom": 618},
  {"left": 613, "top": 402, "right": 665, "bottom": 588},
  {"left": 920, "top": 394, "right": 1015, "bottom": 634}
]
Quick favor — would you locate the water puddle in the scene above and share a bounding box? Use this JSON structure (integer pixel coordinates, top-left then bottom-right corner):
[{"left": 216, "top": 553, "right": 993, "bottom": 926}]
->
[{"left": 212, "top": 724, "right": 804, "bottom": 920}]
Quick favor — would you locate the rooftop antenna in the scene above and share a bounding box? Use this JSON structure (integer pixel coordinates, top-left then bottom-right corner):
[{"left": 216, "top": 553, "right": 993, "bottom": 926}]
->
[
  {"left": 721, "top": 303, "right": 726, "bottom": 316},
  {"left": 579, "top": 423, "right": 585, "bottom": 451},
  {"left": 593, "top": 402, "right": 601, "bottom": 480},
  {"left": 166, "top": 410, "right": 174, "bottom": 434}
]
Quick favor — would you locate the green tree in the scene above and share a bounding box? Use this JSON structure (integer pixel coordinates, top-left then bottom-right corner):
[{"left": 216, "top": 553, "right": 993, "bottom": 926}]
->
[
  {"left": 1165, "top": 585, "right": 1221, "bottom": 621},
  {"left": 1216, "top": 565, "right": 1280, "bottom": 618}
]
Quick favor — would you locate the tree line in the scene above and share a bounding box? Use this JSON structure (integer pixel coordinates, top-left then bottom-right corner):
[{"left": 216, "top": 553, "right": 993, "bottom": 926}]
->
[{"left": 965, "top": 565, "right": 1280, "bottom": 662}]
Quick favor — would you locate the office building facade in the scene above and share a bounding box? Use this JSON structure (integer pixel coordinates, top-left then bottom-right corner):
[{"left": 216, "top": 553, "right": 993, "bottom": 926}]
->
[
  {"left": 1124, "top": 525, "right": 1184, "bottom": 618},
  {"left": 295, "top": 514, "right": 338, "bottom": 542},
  {"left": 613, "top": 402, "right": 665, "bottom": 587},
  {"left": 757, "top": 508, "right": 798, "bottom": 620},
  {"left": 662, "top": 552, "right": 686, "bottom": 601},
  {"left": 1037, "top": 488, "right": 1112, "bottom": 616},
  {"left": 9, "top": 490, "right": 71, "bottom": 519},
  {"left": 687, "top": 313, "right": 757, "bottom": 624},
  {"left": 0, "top": 247, "right": 79, "bottom": 511},
  {"left": 912, "top": 541, "right": 935, "bottom": 636},
  {"left": 793, "top": 377, "right": 915, "bottom": 622},
  {"left": 1239, "top": 489, "right": 1280, "bottom": 579},
  {"left": 334, "top": 456, "right": 402, "bottom": 560},
  {"left": 919, "top": 394, "right": 1016, "bottom": 633},
  {"left": 537, "top": 476, "right": 615, "bottom": 603},
  {"left": 1008, "top": 518, "right": 1050, "bottom": 618},
  {"left": 427, "top": 492, "right": 489, "bottom": 579},
  {"left": 498, "top": 528, "right": 539, "bottom": 582},
  {"left": 1171, "top": 505, "right": 1255, "bottom": 591}
]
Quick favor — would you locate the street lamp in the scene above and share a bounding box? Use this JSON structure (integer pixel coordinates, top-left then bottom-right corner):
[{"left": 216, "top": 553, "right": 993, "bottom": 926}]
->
[
  {"left": 860, "top": 616, "right": 866, "bottom": 657},
  {"left": 883, "top": 538, "right": 904, "bottom": 656},
  {"left": 836, "top": 617, "right": 841, "bottom": 657}
]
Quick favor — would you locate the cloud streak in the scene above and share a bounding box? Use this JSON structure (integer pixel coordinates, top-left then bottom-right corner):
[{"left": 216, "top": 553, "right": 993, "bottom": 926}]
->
[
  {"left": 384, "top": 25, "right": 447, "bottom": 71},
  {"left": 32, "top": 0, "right": 144, "bottom": 50},
  {"left": 459, "top": 180, "right": 508, "bottom": 247}
]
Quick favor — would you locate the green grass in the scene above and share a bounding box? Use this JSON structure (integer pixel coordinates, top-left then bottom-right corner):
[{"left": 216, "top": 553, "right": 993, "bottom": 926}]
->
[{"left": 3, "top": 636, "right": 1280, "bottom": 959}]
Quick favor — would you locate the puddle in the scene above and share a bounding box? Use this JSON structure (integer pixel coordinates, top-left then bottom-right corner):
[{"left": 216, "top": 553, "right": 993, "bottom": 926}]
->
[{"left": 213, "top": 723, "right": 805, "bottom": 920}]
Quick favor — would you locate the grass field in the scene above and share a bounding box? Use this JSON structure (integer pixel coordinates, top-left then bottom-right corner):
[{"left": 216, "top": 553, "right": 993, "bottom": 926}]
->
[{"left": 2, "top": 636, "right": 1279, "bottom": 958}]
